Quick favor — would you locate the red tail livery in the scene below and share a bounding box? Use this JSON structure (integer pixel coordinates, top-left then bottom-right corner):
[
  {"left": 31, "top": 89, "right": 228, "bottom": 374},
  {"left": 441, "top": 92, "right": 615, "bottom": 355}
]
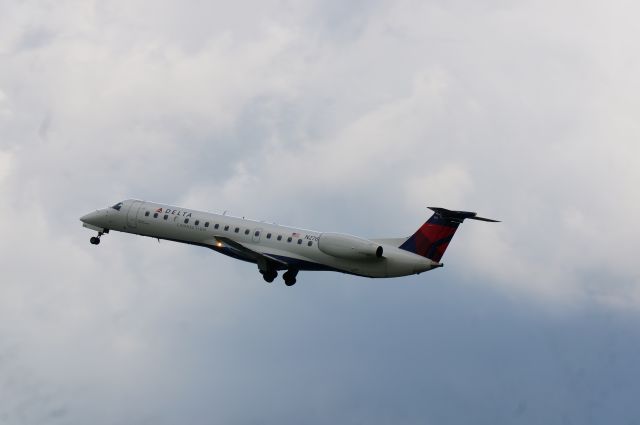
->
[{"left": 399, "top": 207, "right": 499, "bottom": 262}]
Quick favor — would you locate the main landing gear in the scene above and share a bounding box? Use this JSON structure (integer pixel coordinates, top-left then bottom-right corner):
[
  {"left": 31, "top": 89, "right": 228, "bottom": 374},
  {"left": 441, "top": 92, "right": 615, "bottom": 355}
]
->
[
  {"left": 283, "top": 269, "right": 298, "bottom": 286},
  {"left": 89, "top": 230, "right": 108, "bottom": 245},
  {"left": 259, "top": 268, "right": 299, "bottom": 286},
  {"left": 260, "top": 269, "right": 278, "bottom": 283}
]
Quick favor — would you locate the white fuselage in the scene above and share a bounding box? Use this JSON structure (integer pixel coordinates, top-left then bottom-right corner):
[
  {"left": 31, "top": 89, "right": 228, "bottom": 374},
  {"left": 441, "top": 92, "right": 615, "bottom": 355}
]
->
[{"left": 81, "top": 199, "right": 440, "bottom": 279}]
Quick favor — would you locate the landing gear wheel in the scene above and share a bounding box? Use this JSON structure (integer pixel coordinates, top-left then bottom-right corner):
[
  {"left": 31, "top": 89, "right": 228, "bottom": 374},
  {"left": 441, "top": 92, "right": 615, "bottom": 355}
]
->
[
  {"left": 283, "top": 269, "right": 298, "bottom": 286},
  {"left": 90, "top": 236, "right": 100, "bottom": 245},
  {"left": 261, "top": 270, "right": 278, "bottom": 283}
]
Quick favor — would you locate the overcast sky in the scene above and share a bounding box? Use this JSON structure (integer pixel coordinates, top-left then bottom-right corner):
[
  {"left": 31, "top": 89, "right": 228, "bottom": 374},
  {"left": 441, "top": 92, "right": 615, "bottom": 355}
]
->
[{"left": 1, "top": 0, "right": 639, "bottom": 424}]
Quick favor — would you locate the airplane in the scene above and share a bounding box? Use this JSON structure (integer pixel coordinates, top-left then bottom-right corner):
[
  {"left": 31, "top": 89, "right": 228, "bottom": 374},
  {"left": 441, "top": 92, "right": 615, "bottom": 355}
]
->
[{"left": 80, "top": 200, "right": 498, "bottom": 286}]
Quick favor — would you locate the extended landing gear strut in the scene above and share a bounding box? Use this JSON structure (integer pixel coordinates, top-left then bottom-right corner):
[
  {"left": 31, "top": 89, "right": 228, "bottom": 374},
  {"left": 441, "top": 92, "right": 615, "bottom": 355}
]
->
[
  {"left": 260, "top": 269, "right": 278, "bottom": 283},
  {"left": 258, "top": 260, "right": 298, "bottom": 286},
  {"left": 89, "top": 230, "right": 108, "bottom": 245},
  {"left": 283, "top": 269, "right": 298, "bottom": 286}
]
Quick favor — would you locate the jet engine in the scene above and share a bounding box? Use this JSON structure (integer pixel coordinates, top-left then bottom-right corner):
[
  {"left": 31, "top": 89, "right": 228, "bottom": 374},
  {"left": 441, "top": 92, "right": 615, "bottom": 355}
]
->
[{"left": 317, "top": 232, "right": 384, "bottom": 260}]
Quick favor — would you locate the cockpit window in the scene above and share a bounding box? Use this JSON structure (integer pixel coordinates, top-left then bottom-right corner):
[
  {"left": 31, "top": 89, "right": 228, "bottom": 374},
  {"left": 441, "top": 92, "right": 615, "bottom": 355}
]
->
[{"left": 111, "top": 202, "right": 123, "bottom": 211}]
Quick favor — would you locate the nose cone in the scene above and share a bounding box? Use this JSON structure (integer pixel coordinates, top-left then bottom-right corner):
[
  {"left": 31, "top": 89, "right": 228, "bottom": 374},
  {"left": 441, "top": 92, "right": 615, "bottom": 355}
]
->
[{"left": 80, "top": 210, "right": 105, "bottom": 226}]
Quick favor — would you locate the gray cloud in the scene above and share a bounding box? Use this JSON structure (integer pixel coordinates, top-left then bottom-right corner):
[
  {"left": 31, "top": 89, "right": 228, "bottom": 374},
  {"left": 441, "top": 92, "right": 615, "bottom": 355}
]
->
[{"left": 0, "top": 0, "right": 639, "bottom": 423}]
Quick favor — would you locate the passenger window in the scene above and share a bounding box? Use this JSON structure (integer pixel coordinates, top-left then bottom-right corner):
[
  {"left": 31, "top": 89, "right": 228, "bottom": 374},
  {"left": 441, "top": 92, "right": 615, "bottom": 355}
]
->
[
  {"left": 224, "top": 225, "right": 229, "bottom": 231},
  {"left": 266, "top": 233, "right": 272, "bottom": 239},
  {"left": 204, "top": 222, "right": 209, "bottom": 227},
  {"left": 244, "top": 229, "right": 250, "bottom": 235},
  {"left": 234, "top": 227, "right": 239, "bottom": 233},
  {"left": 184, "top": 218, "right": 189, "bottom": 224},
  {"left": 145, "top": 211, "right": 150, "bottom": 217},
  {"left": 214, "top": 223, "right": 219, "bottom": 229},
  {"left": 277, "top": 235, "right": 282, "bottom": 241},
  {"left": 297, "top": 239, "right": 302, "bottom": 244},
  {"left": 164, "top": 214, "right": 168, "bottom": 220},
  {"left": 287, "top": 237, "right": 292, "bottom": 243},
  {"left": 308, "top": 241, "right": 313, "bottom": 246},
  {"left": 255, "top": 231, "right": 260, "bottom": 237},
  {"left": 195, "top": 220, "right": 200, "bottom": 226},
  {"left": 153, "top": 213, "right": 158, "bottom": 218}
]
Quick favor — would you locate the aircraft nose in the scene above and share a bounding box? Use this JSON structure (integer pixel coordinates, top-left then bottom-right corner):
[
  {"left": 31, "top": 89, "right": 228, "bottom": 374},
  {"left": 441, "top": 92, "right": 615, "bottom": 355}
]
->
[{"left": 80, "top": 210, "right": 102, "bottom": 225}]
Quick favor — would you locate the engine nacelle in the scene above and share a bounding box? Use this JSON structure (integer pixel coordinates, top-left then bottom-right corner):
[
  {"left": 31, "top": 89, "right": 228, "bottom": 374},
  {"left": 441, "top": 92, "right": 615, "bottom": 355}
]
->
[{"left": 317, "top": 232, "right": 384, "bottom": 260}]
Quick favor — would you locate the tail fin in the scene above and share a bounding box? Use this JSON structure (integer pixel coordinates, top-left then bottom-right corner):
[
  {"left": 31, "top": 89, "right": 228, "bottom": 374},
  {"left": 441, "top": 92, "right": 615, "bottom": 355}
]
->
[{"left": 399, "top": 207, "right": 499, "bottom": 262}]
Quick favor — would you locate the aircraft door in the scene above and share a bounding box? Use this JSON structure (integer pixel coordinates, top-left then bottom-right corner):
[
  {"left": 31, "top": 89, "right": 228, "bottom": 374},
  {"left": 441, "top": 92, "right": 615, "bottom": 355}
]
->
[
  {"left": 126, "top": 201, "right": 143, "bottom": 228},
  {"left": 252, "top": 228, "right": 263, "bottom": 243}
]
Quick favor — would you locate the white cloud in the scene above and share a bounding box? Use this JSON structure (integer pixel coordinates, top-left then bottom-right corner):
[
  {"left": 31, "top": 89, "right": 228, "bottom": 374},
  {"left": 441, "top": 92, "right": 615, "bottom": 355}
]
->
[
  {"left": 402, "top": 163, "right": 473, "bottom": 211},
  {"left": 0, "top": 149, "right": 12, "bottom": 183},
  {"left": 1, "top": 0, "right": 640, "bottom": 422}
]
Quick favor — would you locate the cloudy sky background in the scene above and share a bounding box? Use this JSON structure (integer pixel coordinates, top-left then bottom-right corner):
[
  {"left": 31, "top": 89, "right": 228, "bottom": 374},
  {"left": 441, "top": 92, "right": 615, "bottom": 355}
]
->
[{"left": 1, "top": 0, "right": 639, "bottom": 423}]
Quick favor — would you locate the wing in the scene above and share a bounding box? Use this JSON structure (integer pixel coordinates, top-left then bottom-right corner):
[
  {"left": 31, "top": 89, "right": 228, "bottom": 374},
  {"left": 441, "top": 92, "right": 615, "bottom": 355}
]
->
[{"left": 213, "top": 236, "right": 290, "bottom": 270}]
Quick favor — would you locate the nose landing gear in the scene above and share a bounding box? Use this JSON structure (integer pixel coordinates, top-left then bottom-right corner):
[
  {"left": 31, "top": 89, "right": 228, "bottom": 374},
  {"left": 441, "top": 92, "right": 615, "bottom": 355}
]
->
[{"left": 89, "top": 229, "right": 108, "bottom": 245}]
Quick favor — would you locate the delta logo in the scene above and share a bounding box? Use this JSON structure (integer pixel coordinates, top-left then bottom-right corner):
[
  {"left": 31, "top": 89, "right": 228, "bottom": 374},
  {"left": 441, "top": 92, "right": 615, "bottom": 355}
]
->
[{"left": 162, "top": 207, "right": 192, "bottom": 217}]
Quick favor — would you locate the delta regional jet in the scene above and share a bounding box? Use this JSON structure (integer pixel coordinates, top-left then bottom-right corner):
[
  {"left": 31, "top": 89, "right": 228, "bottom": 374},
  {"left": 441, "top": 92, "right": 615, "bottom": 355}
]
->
[{"left": 80, "top": 200, "right": 498, "bottom": 286}]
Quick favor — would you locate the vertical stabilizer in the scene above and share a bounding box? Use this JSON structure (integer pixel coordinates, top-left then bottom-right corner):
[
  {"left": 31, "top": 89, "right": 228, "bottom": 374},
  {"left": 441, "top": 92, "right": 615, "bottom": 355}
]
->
[{"left": 399, "top": 207, "right": 499, "bottom": 262}]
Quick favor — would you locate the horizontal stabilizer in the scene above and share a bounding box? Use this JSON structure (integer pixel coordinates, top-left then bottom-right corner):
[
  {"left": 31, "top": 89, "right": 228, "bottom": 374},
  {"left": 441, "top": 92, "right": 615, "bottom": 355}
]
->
[
  {"left": 428, "top": 207, "right": 500, "bottom": 223},
  {"left": 469, "top": 215, "right": 501, "bottom": 222}
]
